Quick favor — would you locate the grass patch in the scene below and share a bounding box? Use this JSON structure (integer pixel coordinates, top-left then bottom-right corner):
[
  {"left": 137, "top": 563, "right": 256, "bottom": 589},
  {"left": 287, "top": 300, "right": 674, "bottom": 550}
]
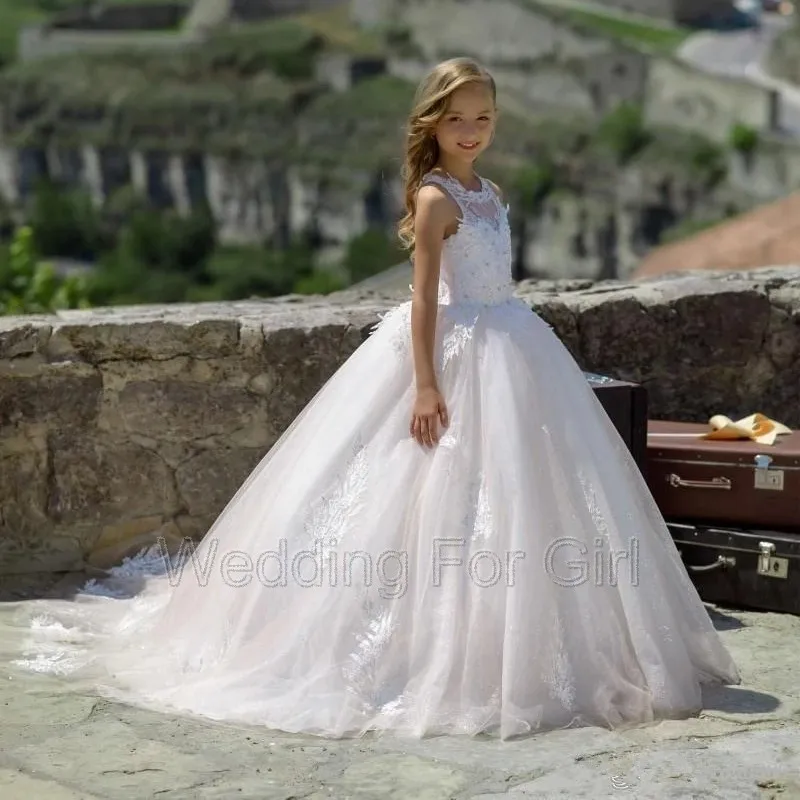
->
[
  {"left": 0, "top": 4, "right": 46, "bottom": 65},
  {"left": 519, "top": 0, "right": 690, "bottom": 53},
  {"left": 559, "top": 7, "right": 691, "bottom": 52}
]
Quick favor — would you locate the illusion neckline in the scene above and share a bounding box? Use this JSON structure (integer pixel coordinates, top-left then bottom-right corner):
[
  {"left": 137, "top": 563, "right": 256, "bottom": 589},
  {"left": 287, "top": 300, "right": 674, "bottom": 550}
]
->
[{"left": 426, "top": 169, "right": 488, "bottom": 197}]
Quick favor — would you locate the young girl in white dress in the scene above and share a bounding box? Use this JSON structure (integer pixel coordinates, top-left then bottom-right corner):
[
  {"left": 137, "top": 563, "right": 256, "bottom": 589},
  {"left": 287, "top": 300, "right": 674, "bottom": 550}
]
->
[{"left": 10, "top": 57, "right": 740, "bottom": 740}]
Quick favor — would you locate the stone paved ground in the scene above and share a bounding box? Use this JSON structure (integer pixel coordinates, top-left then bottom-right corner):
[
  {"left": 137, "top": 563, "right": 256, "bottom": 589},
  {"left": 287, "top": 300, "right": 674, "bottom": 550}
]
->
[{"left": 0, "top": 601, "right": 799, "bottom": 800}]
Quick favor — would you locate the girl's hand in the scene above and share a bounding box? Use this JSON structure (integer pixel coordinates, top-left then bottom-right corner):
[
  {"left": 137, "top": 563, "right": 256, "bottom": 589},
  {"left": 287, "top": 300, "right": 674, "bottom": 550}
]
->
[{"left": 410, "top": 387, "right": 449, "bottom": 448}]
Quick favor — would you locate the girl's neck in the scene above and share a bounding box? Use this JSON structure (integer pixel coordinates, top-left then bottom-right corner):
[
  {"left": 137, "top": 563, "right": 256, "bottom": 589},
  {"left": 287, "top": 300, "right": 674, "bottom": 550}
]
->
[{"left": 435, "top": 157, "right": 479, "bottom": 191}]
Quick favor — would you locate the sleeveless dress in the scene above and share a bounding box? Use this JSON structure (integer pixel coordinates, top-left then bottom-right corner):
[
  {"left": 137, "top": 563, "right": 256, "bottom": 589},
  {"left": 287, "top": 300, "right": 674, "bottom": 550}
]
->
[{"left": 7, "top": 171, "right": 740, "bottom": 740}]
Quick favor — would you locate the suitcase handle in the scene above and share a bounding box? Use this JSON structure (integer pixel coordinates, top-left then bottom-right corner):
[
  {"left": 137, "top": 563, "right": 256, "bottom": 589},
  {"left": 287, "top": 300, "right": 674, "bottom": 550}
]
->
[
  {"left": 667, "top": 473, "right": 732, "bottom": 490},
  {"left": 677, "top": 551, "right": 737, "bottom": 572}
]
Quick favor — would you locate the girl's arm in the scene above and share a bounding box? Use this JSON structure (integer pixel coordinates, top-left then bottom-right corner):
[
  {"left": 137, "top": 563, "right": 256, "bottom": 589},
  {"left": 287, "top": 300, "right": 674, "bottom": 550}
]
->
[
  {"left": 408, "top": 185, "right": 456, "bottom": 447},
  {"left": 410, "top": 185, "right": 453, "bottom": 392}
]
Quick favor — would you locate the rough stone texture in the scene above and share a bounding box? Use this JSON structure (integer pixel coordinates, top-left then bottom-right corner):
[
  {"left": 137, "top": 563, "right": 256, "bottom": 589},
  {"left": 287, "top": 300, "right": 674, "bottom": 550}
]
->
[
  {"left": 0, "top": 602, "right": 798, "bottom": 798},
  {"left": 3, "top": 268, "right": 800, "bottom": 576}
]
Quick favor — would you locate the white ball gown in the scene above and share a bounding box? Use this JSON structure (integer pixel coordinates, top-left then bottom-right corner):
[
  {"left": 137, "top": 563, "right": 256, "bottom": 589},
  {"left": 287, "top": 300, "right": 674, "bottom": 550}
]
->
[{"left": 9, "top": 171, "right": 740, "bottom": 740}]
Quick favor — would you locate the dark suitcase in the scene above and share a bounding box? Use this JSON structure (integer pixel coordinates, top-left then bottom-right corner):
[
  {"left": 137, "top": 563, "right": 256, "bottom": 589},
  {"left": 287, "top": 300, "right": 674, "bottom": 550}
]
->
[
  {"left": 666, "top": 521, "right": 800, "bottom": 615},
  {"left": 585, "top": 373, "right": 648, "bottom": 474},
  {"left": 647, "top": 420, "right": 800, "bottom": 530}
]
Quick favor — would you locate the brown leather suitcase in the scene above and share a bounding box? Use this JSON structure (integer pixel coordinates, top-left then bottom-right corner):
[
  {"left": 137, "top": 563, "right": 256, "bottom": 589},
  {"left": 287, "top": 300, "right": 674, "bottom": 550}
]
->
[
  {"left": 585, "top": 373, "right": 648, "bottom": 474},
  {"left": 647, "top": 420, "right": 800, "bottom": 530}
]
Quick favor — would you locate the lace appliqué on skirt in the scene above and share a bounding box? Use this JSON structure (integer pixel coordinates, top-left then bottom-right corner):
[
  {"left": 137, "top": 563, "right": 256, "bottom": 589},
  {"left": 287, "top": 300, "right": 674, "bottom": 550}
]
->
[
  {"left": 369, "top": 302, "right": 412, "bottom": 357},
  {"left": 544, "top": 613, "right": 578, "bottom": 711},
  {"left": 302, "top": 435, "right": 369, "bottom": 560},
  {"left": 342, "top": 595, "right": 397, "bottom": 713},
  {"left": 463, "top": 472, "right": 494, "bottom": 543},
  {"left": 439, "top": 304, "right": 482, "bottom": 370}
]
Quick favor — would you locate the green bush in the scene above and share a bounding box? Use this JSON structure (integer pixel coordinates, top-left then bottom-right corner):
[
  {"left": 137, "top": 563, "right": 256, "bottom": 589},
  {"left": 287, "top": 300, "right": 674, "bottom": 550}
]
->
[
  {"left": 343, "top": 227, "right": 406, "bottom": 284},
  {"left": 729, "top": 123, "right": 759, "bottom": 154},
  {"left": 294, "top": 269, "right": 347, "bottom": 295},
  {"left": 28, "top": 180, "right": 110, "bottom": 260},
  {"left": 0, "top": 225, "right": 90, "bottom": 314},
  {"left": 117, "top": 205, "right": 216, "bottom": 276},
  {"left": 687, "top": 137, "right": 727, "bottom": 184},
  {"left": 513, "top": 159, "right": 557, "bottom": 212},
  {"left": 596, "top": 102, "right": 651, "bottom": 163},
  {"left": 203, "top": 241, "right": 316, "bottom": 300}
]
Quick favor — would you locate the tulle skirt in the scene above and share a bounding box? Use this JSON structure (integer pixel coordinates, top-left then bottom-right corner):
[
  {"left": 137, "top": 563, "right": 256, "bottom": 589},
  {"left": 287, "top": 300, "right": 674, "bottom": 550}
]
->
[{"left": 7, "top": 297, "right": 740, "bottom": 740}]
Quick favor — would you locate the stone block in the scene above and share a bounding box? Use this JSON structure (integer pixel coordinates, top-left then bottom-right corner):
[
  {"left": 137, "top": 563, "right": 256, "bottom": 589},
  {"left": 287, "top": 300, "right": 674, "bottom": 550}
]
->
[
  {"left": 0, "top": 322, "right": 51, "bottom": 359},
  {"left": 0, "top": 363, "right": 101, "bottom": 429},
  {"left": 47, "top": 432, "right": 178, "bottom": 526},
  {"left": 174, "top": 446, "right": 266, "bottom": 519},
  {"left": 49, "top": 318, "right": 241, "bottom": 363},
  {"left": 115, "top": 380, "right": 263, "bottom": 441}
]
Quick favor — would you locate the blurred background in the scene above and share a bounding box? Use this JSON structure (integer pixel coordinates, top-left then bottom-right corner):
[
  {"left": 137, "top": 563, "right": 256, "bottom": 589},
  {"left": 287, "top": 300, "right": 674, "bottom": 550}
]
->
[{"left": 0, "top": 0, "right": 798, "bottom": 314}]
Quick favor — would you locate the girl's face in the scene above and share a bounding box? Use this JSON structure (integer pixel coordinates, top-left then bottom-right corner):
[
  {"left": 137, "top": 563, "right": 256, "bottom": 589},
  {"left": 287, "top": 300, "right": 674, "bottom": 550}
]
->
[{"left": 434, "top": 83, "right": 497, "bottom": 165}]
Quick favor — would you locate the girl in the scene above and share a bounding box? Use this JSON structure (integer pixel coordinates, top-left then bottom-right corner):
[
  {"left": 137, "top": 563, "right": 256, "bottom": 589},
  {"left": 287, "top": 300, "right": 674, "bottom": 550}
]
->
[{"left": 9, "top": 58, "right": 740, "bottom": 740}]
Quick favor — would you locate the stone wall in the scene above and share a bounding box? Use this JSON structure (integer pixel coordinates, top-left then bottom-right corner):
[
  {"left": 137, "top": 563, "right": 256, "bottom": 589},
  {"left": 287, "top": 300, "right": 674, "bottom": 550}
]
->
[
  {"left": 644, "top": 57, "right": 780, "bottom": 140},
  {"left": 17, "top": 27, "right": 200, "bottom": 63},
  {"left": 51, "top": 3, "right": 189, "bottom": 31},
  {"left": 230, "top": 0, "right": 344, "bottom": 21},
  {"left": 2, "top": 267, "right": 800, "bottom": 578},
  {"left": 18, "top": 0, "right": 195, "bottom": 62},
  {"left": 727, "top": 135, "right": 800, "bottom": 201},
  {"left": 767, "top": 20, "right": 800, "bottom": 85},
  {"left": 349, "top": 0, "right": 396, "bottom": 28}
]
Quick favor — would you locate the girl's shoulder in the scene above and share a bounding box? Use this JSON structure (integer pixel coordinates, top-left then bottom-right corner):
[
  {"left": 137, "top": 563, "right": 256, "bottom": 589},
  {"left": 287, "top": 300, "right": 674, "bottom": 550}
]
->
[
  {"left": 417, "top": 171, "right": 460, "bottom": 209},
  {"left": 418, "top": 168, "right": 452, "bottom": 192}
]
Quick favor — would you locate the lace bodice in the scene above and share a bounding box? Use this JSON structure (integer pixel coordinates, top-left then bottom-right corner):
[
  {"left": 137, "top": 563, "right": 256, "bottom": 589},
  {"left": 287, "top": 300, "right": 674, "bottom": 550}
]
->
[{"left": 417, "top": 171, "right": 514, "bottom": 307}]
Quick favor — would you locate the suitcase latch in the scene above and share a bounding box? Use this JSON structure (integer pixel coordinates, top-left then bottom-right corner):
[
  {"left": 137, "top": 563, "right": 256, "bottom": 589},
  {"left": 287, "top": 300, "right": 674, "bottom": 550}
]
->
[
  {"left": 753, "top": 454, "right": 784, "bottom": 491},
  {"left": 757, "top": 541, "right": 789, "bottom": 579}
]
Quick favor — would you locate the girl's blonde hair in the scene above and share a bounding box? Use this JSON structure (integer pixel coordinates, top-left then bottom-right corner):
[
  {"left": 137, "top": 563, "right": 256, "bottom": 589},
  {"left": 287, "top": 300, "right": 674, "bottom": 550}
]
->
[{"left": 397, "top": 57, "right": 496, "bottom": 251}]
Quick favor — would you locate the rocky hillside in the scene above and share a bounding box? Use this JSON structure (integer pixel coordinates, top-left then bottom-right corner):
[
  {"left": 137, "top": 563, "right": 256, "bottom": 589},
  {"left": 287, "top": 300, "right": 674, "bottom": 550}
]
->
[{"left": 0, "top": 0, "right": 791, "bottom": 287}]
